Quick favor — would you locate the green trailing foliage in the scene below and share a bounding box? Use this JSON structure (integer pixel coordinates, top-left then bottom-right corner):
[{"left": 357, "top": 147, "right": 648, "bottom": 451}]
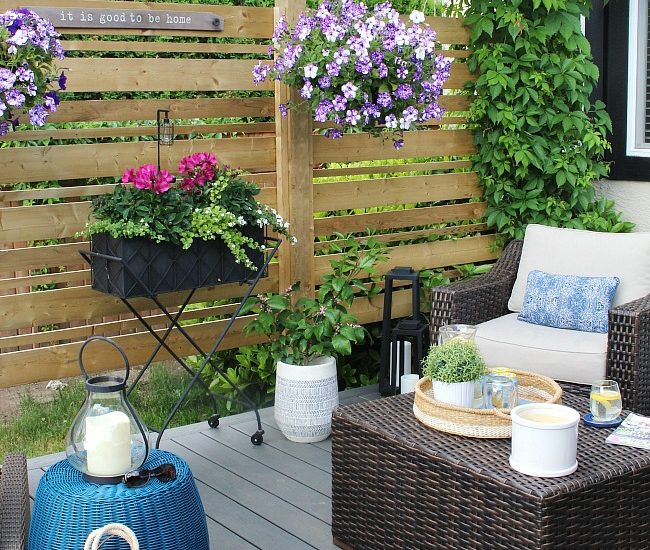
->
[{"left": 465, "top": 0, "right": 633, "bottom": 239}]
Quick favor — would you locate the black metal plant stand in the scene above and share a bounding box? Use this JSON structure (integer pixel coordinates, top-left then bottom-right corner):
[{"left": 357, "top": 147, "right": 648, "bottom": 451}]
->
[
  {"left": 379, "top": 266, "right": 428, "bottom": 396},
  {"left": 79, "top": 237, "right": 281, "bottom": 448}
]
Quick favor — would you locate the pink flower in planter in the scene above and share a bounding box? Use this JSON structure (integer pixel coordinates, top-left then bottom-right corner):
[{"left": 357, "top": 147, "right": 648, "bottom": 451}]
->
[
  {"left": 153, "top": 169, "right": 174, "bottom": 194},
  {"left": 133, "top": 164, "right": 156, "bottom": 190},
  {"left": 179, "top": 152, "right": 217, "bottom": 191},
  {"left": 121, "top": 168, "right": 136, "bottom": 184}
]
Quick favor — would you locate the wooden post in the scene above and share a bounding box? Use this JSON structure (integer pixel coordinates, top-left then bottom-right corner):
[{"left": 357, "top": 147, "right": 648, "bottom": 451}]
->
[{"left": 274, "top": 0, "right": 315, "bottom": 298}]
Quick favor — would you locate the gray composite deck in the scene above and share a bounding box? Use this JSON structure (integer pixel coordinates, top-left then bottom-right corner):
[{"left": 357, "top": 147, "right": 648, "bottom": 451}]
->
[{"left": 27, "top": 384, "right": 381, "bottom": 550}]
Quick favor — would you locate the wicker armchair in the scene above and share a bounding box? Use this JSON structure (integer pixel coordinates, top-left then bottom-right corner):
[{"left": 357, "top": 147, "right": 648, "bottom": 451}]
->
[
  {"left": 430, "top": 239, "right": 650, "bottom": 415},
  {"left": 0, "top": 453, "right": 30, "bottom": 550}
]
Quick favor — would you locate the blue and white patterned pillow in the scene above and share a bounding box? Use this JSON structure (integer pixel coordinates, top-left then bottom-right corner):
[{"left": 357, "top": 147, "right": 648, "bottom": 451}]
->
[{"left": 517, "top": 270, "right": 620, "bottom": 333}]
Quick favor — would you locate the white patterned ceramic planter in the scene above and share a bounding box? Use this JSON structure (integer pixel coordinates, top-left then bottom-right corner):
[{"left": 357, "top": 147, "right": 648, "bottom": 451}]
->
[
  {"left": 274, "top": 356, "right": 339, "bottom": 443},
  {"left": 432, "top": 380, "right": 475, "bottom": 408}
]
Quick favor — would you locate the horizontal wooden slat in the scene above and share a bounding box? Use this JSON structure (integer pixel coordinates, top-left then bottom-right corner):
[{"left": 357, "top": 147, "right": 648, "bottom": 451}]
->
[
  {"left": 0, "top": 301, "right": 238, "bottom": 349},
  {"left": 313, "top": 172, "right": 481, "bottom": 211},
  {"left": 0, "top": 136, "right": 276, "bottom": 184},
  {"left": 0, "top": 183, "right": 276, "bottom": 204},
  {"left": 61, "top": 40, "right": 270, "bottom": 54},
  {"left": 47, "top": 98, "right": 274, "bottom": 123},
  {"left": 313, "top": 160, "right": 472, "bottom": 178},
  {"left": 314, "top": 234, "right": 497, "bottom": 280},
  {"left": 1, "top": 1, "right": 275, "bottom": 39},
  {"left": 2, "top": 122, "right": 275, "bottom": 143},
  {"left": 313, "top": 129, "right": 475, "bottom": 164},
  {"left": 0, "top": 202, "right": 89, "bottom": 243},
  {"left": 422, "top": 16, "right": 470, "bottom": 45},
  {"left": 314, "top": 223, "right": 488, "bottom": 250},
  {"left": 0, "top": 242, "right": 87, "bottom": 272},
  {"left": 0, "top": 187, "right": 276, "bottom": 243},
  {"left": 0, "top": 269, "right": 89, "bottom": 292},
  {"left": 439, "top": 96, "right": 474, "bottom": 111},
  {"left": 0, "top": 264, "right": 279, "bottom": 332},
  {"left": 314, "top": 202, "right": 486, "bottom": 235},
  {"left": 63, "top": 58, "right": 272, "bottom": 92}
]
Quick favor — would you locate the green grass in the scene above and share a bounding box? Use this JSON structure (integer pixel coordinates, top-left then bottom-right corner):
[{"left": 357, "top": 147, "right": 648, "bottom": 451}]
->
[{"left": 0, "top": 364, "right": 214, "bottom": 458}]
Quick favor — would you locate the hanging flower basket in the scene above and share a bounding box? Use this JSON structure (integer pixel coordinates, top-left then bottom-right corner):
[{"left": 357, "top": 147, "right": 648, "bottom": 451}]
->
[{"left": 253, "top": 1, "right": 452, "bottom": 149}]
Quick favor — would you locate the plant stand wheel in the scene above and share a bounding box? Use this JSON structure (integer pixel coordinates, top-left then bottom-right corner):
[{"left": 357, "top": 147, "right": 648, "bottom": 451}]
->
[
  {"left": 207, "top": 414, "right": 220, "bottom": 428},
  {"left": 251, "top": 430, "right": 264, "bottom": 446}
]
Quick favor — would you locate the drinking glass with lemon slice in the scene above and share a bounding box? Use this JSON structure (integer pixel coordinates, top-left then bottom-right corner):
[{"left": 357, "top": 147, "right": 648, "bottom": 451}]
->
[{"left": 590, "top": 380, "right": 622, "bottom": 422}]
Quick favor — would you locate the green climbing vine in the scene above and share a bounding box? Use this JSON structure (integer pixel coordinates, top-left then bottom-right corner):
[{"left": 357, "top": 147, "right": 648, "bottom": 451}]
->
[{"left": 465, "top": 0, "right": 633, "bottom": 239}]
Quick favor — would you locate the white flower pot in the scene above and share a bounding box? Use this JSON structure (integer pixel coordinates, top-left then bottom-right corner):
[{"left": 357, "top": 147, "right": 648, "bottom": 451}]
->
[
  {"left": 274, "top": 356, "right": 339, "bottom": 443},
  {"left": 432, "top": 380, "right": 475, "bottom": 408}
]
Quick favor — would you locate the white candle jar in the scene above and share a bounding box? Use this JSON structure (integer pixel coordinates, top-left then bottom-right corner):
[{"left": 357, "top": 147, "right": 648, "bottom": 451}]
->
[
  {"left": 66, "top": 336, "right": 149, "bottom": 483},
  {"left": 509, "top": 403, "right": 580, "bottom": 477}
]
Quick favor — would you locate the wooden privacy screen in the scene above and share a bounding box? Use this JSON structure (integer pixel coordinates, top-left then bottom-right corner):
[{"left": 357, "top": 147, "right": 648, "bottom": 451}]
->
[{"left": 0, "top": 0, "right": 497, "bottom": 387}]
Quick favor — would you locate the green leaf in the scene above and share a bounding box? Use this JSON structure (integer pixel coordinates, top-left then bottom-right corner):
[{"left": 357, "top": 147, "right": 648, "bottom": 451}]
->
[{"left": 332, "top": 334, "right": 352, "bottom": 356}]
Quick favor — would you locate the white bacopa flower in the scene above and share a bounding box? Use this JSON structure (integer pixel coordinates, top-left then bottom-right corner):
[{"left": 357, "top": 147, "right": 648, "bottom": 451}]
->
[{"left": 409, "top": 10, "right": 425, "bottom": 24}]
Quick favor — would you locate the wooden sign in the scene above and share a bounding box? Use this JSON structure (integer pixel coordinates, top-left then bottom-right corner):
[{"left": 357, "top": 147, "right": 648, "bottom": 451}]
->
[{"left": 24, "top": 6, "right": 224, "bottom": 31}]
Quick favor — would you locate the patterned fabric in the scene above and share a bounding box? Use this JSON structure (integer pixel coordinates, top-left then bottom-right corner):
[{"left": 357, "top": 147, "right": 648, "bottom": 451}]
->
[{"left": 517, "top": 270, "right": 620, "bottom": 333}]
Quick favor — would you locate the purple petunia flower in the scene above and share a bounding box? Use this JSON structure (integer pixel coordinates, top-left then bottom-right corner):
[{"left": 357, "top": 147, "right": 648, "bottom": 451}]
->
[
  {"left": 5, "top": 89, "right": 25, "bottom": 108},
  {"left": 0, "top": 120, "right": 9, "bottom": 136},
  {"left": 324, "top": 128, "right": 343, "bottom": 139},
  {"left": 377, "top": 92, "right": 392, "bottom": 109},
  {"left": 301, "top": 80, "right": 314, "bottom": 99},
  {"left": 318, "top": 76, "right": 331, "bottom": 89},
  {"left": 326, "top": 61, "right": 340, "bottom": 78},
  {"left": 58, "top": 71, "right": 66, "bottom": 90},
  {"left": 333, "top": 95, "right": 347, "bottom": 111},
  {"left": 279, "top": 103, "right": 289, "bottom": 117},
  {"left": 395, "top": 83, "right": 413, "bottom": 100},
  {"left": 0, "top": 69, "right": 16, "bottom": 91},
  {"left": 28, "top": 103, "right": 47, "bottom": 126},
  {"left": 345, "top": 109, "right": 361, "bottom": 126},
  {"left": 341, "top": 82, "right": 358, "bottom": 99}
]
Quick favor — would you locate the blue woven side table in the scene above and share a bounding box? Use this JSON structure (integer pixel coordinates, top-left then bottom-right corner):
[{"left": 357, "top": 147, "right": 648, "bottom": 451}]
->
[{"left": 29, "top": 450, "right": 209, "bottom": 550}]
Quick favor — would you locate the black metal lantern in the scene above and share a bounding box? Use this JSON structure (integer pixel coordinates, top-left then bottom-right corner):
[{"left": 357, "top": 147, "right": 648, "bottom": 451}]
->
[
  {"left": 66, "top": 336, "right": 149, "bottom": 484},
  {"left": 157, "top": 109, "right": 174, "bottom": 171},
  {"left": 379, "top": 267, "right": 428, "bottom": 396}
]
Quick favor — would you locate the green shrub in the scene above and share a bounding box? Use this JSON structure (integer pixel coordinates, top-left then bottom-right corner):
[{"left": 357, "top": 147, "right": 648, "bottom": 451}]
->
[{"left": 422, "top": 339, "right": 486, "bottom": 383}]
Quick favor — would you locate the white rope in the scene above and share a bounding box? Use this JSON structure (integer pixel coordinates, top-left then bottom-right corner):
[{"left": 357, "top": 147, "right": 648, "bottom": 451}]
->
[{"left": 84, "top": 523, "right": 139, "bottom": 550}]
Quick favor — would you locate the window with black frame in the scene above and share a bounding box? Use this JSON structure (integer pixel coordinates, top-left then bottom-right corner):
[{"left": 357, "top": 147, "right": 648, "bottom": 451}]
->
[{"left": 587, "top": 0, "right": 650, "bottom": 180}]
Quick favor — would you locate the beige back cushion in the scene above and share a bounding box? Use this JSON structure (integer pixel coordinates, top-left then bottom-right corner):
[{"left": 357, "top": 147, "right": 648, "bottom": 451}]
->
[{"left": 508, "top": 224, "right": 650, "bottom": 312}]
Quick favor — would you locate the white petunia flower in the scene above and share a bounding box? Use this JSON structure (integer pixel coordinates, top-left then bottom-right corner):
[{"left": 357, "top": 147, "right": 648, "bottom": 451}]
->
[{"left": 409, "top": 10, "right": 425, "bottom": 24}]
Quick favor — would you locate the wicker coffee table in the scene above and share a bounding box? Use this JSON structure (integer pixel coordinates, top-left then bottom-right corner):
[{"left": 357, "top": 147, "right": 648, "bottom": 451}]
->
[{"left": 332, "top": 391, "right": 650, "bottom": 549}]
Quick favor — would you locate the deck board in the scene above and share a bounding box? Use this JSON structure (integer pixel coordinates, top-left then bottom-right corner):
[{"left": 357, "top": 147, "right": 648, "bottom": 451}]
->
[{"left": 26, "top": 384, "right": 381, "bottom": 549}]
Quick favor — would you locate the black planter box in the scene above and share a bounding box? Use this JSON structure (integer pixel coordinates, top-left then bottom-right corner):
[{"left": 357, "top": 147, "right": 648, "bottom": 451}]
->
[{"left": 89, "top": 228, "right": 265, "bottom": 298}]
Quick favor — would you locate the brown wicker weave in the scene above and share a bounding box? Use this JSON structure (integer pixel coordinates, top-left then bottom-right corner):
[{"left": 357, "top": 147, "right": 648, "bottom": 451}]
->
[
  {"left": 332, "top": 392, "right": 650, "bottom": 549},
  {"left": 430, "top": 239, "right": 650, "bottom": 415},
  {"left": 0, "top": 453, "right": 30, "bottom": 550}
]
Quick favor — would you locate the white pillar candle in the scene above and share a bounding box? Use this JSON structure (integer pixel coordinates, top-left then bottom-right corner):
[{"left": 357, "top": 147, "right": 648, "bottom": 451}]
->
[
  {"left": 389, "top": 341, "right": 412, "bottom": 385},
  {"left": 400, "top": 374, "right": 420, "bottom": 394},
  {"left": 85, "top": 411, "right": 132, "bottom": 476}
]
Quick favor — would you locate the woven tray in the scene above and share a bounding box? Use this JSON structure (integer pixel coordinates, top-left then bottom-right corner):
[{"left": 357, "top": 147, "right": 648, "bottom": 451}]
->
[{"left": 413, "top": 369, "right": 563, "bottom": 439}]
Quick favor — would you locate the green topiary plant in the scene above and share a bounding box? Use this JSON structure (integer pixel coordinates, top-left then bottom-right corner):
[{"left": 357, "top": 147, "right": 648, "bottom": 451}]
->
[
  {"left": 464, "top": 0, "right": 634, "bottom": 239},
  {"left": 422, "top": 339, "right": 486, "bottom": 383}
]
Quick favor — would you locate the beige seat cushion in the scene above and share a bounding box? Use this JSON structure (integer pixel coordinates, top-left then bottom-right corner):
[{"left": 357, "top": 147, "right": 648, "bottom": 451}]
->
[
  {"left": 508, "top": 224, "right": 650, "bottom": 312},
  {"left": 475, "top": 313, "right": 607, "bottom": 384}
]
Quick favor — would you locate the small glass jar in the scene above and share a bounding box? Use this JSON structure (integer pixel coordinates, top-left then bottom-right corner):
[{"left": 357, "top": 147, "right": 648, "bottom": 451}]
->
[{"left": 482, "top": 374, "right": 518, "bottom": 409}]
